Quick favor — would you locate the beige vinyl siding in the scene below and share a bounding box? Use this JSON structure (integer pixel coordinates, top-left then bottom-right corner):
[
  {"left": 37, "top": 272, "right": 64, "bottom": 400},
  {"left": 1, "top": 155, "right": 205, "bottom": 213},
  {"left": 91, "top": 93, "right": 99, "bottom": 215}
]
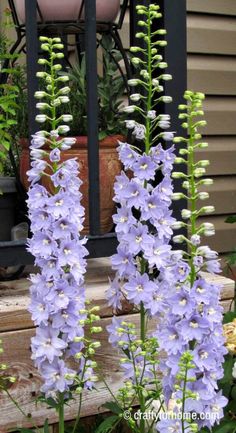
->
[
  {"left": 187, "top": 4, "right": 236, "bottom": 253},
  {"left": 187, "top": 0, "right": 236, "bottom": 16}
]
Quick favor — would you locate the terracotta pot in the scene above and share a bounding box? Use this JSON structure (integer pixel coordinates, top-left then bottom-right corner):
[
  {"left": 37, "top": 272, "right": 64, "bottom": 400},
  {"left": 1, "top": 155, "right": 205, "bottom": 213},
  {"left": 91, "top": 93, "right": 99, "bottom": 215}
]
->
[
  {"left": 20, "top": 135, "right": 124, "bottom": 234},
  {"left": 14, "top": 0, "right": 120, "bottom": 23}
]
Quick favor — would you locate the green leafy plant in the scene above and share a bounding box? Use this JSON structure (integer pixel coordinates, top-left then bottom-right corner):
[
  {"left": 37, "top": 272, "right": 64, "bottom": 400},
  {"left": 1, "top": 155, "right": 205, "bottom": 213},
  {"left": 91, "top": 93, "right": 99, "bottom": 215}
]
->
[
  {"left": 67, "top": 34, "right": 126, "bottom": 139},
  {"left": 0, "top": 9, "right": 20, "bottom": 178}
]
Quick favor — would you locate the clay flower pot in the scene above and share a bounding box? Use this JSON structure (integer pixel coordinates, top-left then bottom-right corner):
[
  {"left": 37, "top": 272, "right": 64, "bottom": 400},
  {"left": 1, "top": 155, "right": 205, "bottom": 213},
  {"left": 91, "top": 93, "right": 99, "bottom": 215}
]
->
[
  {"left": 14, "top": 0, "right": 120, "bottom": 23},
  {"left": 20, "top": 135, "right": 124, "bottom": 234}
]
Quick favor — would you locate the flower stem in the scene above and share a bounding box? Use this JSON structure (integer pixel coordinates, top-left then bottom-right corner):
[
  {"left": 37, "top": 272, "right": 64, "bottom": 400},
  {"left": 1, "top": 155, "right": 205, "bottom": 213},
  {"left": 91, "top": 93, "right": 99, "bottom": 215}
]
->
[
  {"left": 145, "top": 7, "right": 152, "bottom": 154},
  {"left": 139, "top": 301, "right": 146, "bottom": 433},
  {"left": 188, "top": 110, "right": 197, "bottom": 287},
  {"left": 58, "top": 394, "right": 65, "bottom": 433}
]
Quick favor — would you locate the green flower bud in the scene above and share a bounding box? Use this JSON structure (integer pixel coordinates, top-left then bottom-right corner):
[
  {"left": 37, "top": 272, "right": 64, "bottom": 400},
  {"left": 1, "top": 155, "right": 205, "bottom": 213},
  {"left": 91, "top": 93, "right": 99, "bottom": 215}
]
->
[
  {"left": 38, "top": 58, "right": 47, "bottom": 65},
  {"left": 41, "top": 44, "right": 50, "bottom": 51}
]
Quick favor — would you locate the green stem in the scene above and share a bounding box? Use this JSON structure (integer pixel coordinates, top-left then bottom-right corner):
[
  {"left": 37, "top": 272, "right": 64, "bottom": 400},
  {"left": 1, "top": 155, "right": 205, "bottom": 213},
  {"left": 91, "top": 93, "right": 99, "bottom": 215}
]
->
[
  {"left": 181, "top": 366, "right": 188, "bottom": 433},
  {"left": 188, "top": 111, "right": 197, "bottom": 287},
  {"left": 4, "top": 388, "right": 41, "bottom": 433},
  {"left": 145, "top": 8, "right": 152, "bottom": 154},
  {"left": 58, "top": 394, "right": 65, "bottom": 433},
  {"left": 139, "top": 301, "right": 146, "bottom": 433},
  {"left": 72, "top": 359, "right": 87, "bottom": 433}
]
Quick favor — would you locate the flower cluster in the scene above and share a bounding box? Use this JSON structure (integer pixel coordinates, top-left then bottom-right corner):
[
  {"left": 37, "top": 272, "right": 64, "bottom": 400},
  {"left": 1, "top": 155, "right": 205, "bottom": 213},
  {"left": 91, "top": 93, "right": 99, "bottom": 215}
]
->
[
  {"left": 107, "top": 2, "right": 175, "bottom": 351},
  {"left": 27, "top": 37, "right": 97, "bottom": 400},
  {"left": 106, "top": 5, "right": 178, "bottom": 430},
  {"left": 156, "top": 91, "right": 227, "bottom": 432}
]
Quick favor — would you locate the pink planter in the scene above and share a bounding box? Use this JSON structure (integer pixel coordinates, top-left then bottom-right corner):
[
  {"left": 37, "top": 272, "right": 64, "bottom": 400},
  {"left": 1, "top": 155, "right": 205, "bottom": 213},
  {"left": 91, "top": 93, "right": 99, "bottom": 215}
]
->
[{"left": 14, "top": 0, "right": 120, "bottom": 23}]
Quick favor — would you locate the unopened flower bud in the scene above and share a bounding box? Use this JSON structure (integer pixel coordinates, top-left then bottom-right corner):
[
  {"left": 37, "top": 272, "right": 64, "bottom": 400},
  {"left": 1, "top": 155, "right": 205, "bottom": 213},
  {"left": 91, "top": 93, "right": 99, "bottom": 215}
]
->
[
  {"left": 198, "top": 192, "right": 209, "bottom": 200},
  {"left": 61, "top": 114, "right": 73, "bottom": 122},
  {"left": 41, "top": 43, "right": 49, "bottom": 51},
  {"left": 59, "top": 86, "right": 70, "bottom": 94},
  {"left": 58, "top": 125, "right": 70, "bottom": 134},
  {"left": 172, "top": 193, "right": 184, "bottom": 200},
  {"left": 53, "top": 43, "right": 64, "bottom": 49},
  {"left": 182, "top": 181, "right": 190, "bottom": 189},
  {"left": 199, "top": 178, "right": 213, "bottom": 186},
  {"left": 123, "top": 105, "right": 136, "bottom": 113},
  {"left": 158, "top": 62, "right": 168, "bottom": 69},
  {"left": 161, "top": 96, "right": 172, "bottom": 103},
  {"left": 173, "top": 235, "right": 185, "bottom": 244},
  {"left": 194, "top": 167, "right": 206, "bottom": 177},
  {"left": 197, "top": 142, "right": 208, "bottom": 148},
  {"left": 56, "top": 52, "right": 64, "bottom": 59},
  {"left": 36, "top": 71, "right": 46, "bottom": 78},
  {"left": 36, "top": 114, "right": 47, "bottom": 123},
  {"left": 160, "top": 74, "right": 172, "bottom": 81},
  {"left": 131, "top": 57, "right": 141, "bottom": 65},
  {"left": 171, "top": 221, "right": 185, "bottom": 230},
  {"left": 128, "top": 79, "right": 140, "bottom": 86},
  {"left": 197, "top": 160, "right": 209, "bottom": 167},
  {"left": 201, "top": 205, "right": 215, "bottom": 214},
  {"left": 130, "top": 93, "right": 141, "bottom": 102},
  {"left": 181, "top": 209, "right": 191, "bottom": 219},
  {"left": 172, "top": 172, "right": 186, "bottom": 179},
  {"left": 35, "top": 91, "right": 46, "bottom": 99}
]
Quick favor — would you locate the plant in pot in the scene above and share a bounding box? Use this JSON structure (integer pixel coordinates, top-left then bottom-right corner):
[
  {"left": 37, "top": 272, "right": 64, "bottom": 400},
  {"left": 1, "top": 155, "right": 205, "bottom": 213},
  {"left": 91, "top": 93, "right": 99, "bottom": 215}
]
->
[
  {"left": 0, "top": 19, "right": 19, "bottom": 242},
  {"left": 20, "top": 34, "right": 127, "bottom": 234}
]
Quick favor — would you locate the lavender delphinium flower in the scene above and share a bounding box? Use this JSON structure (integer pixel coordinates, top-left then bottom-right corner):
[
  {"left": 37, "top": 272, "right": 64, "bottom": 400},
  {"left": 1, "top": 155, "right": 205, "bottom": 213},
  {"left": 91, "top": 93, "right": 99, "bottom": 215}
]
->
[
  {"left": 27, "top": 37, "right": 101, "bottom": 412},
  {"left": 105, "top": 5, "right": 177, "bottom": 432},
  {"left": 156, "top": 91, "right": 227, "bottom": 432}
]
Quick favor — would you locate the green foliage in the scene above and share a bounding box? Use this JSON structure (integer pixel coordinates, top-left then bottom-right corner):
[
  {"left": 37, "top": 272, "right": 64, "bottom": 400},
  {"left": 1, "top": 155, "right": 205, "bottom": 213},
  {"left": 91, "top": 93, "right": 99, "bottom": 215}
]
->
[
  {"left": 0, "top": 11, "right": 20, "bottom": 177},
  {"left": 225, "top": 215, "right": 236, "bottom": 224},
  {"left": 67, "top": 34, "right": 126, "bottom": 139},
  {"left": 223, "top": 311, "right": 236, "bottom": 324},
  {"left": 102, "top": 401, "right": 123, "bottom": 415},
  {"left": 94, "top": 415, "right": 120, "bottom": 433}
]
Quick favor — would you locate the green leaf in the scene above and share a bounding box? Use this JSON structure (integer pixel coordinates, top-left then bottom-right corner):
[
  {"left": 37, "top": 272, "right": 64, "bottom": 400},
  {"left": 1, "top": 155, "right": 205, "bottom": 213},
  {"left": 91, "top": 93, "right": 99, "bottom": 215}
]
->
[
  {"left": 211, "top": 419, "right": 236, "bottom": 433},
  {"left": 98, "top": 131, "right": 108, "bottom": 141},
  {"left": 43, "top": 419, "right": 49, "bottom": 433},
  {"left": 225, "top": 215, "right": 236, "bottom": 224},
  {"left": 101, "top": 401, "right": 123, "bottom": 415},
  {"left": 94, "top": 415, "right": 119, "bottom": 433},
  {"left": 223, "top": 312, "right": 236, "bottom": 324},
  {"left": 220, "top": 354, "right": 235, "bottom": 384}
]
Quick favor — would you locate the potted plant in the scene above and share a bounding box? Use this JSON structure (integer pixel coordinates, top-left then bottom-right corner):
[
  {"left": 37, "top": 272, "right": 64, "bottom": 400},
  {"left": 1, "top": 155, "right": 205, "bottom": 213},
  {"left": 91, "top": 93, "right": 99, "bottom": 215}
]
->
[
  {"left": 19, "top": 35, "right": 127, "bottom": 233},
  {"left": 0, "top": 16, "right": 18, "bottom": 241},
  {"left": 13, "top": 0, "right": 120, "bottom": 24}
]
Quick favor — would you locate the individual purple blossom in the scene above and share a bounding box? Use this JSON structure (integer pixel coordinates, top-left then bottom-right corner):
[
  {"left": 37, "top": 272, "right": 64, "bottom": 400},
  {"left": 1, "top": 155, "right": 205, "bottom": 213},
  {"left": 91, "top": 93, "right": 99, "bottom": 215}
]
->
[
  {"left": 133, "top": 154, "right": 156, "bottom": 180},
  {"left": 124, "top": 272, "right": 156, "bottom": 305}
]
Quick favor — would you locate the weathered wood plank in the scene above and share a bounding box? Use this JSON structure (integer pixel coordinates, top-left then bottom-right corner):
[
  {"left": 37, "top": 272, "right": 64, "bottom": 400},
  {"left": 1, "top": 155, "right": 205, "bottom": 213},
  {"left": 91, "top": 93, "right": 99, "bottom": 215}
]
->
[
  {"left": 187, "top": 0, "right": 236, "bottom": 16},
  {"left": 187, "top": 15, "right": 236, "bottom": 55}
]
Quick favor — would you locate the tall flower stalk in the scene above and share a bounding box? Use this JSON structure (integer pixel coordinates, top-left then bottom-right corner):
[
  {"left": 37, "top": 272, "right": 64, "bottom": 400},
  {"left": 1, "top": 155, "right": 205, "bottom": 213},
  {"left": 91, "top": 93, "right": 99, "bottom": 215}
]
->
[
  {"left": 106, "top": 5, "right": 177, "bottom": 432},
  {"left": 156, "top": 91, "right": 227, "bottom": 432},
  {"left": 27, "top": 37, "right": 101, "bottom": 433}
]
